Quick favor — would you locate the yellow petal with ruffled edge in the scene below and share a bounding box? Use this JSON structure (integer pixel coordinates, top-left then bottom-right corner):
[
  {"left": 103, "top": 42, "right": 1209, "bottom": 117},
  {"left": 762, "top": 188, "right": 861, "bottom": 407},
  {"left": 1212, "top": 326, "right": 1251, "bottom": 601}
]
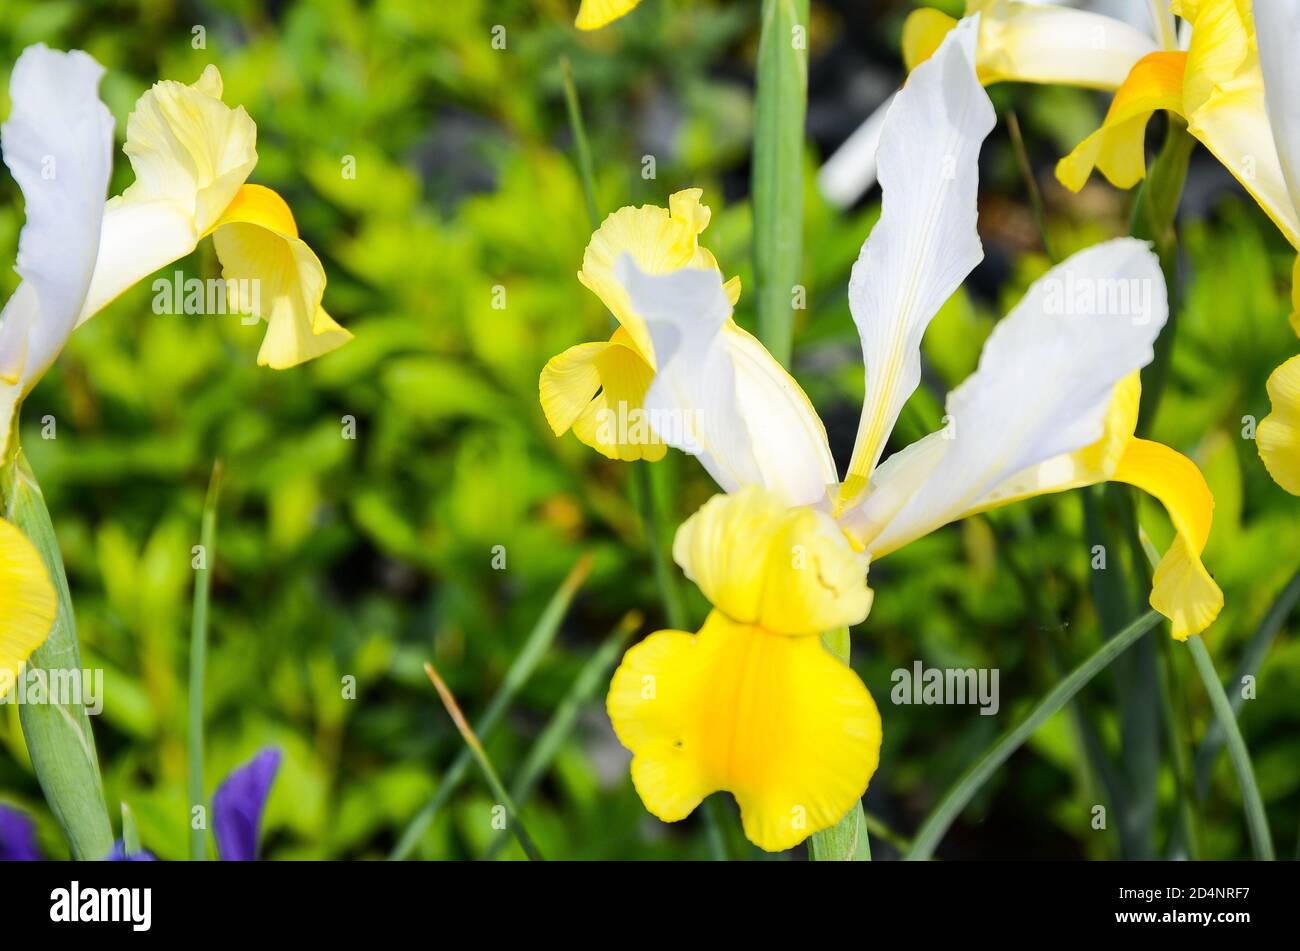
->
[
  {"left": 1258, "top": 355, "right": 1300, "bottom": 495},
  {"left": 673, "top": 487, "right": 873, "bottom": 636},
  {"left": 607, "top": 611, "right": 882, "bottom": 852},
  {"left": 576, "top": 0, "right": 642, "bottom": 31},
  {"left": 577, "top": 188, "right": 733, "bottom": 364},
  {"left": 1112, "top": 438, "right": 1223, "bottom": 640},
  {"left": 209, "top": 184, "right": 352, "bottom": 368},
  {"left": 1056, "top": 51, "right": 1188, "bottom": 192},
  {"left": 539, "top": 328, "right": 667, "bottom": 462},
  {"left": 0, "top": 519, "right": 57, "bottom": 700},
  {"left": 78, "top": 64, "right": 258, "bottom": 325}
]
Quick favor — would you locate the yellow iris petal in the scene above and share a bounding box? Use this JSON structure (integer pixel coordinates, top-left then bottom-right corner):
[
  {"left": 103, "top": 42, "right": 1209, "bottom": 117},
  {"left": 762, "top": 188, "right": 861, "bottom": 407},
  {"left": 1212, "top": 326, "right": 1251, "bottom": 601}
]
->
[
  {"left": 539, "top": 328, "right": 666, "bottom": 462},
  {"left": 209, "top": 184, "right": 352, "bottom": 369},
  {"left": 1112, "top": 438, "right": 1224, "bottom": 640},
  {"left": 0, "top": 519, "right": 57, "bottom": 700},
  {"left": 672, "top": 487, "right": 873, "bottom": 636},
  {"left": 577, "top": 187, "right": 726, "bottom": 363},
  {"left": 607, "top": 611, "right": 882, "bottom": 852},
  {"left": 576, "top": 0, "right": 643, "bottom": 31},
  {"left": 1258, "top": 355, "right": 1300, "bottom": 495},
  {"left": 1056, "top": 51, "right": 1188, "bottom": 192},
  {"left": 116, "top": 64, "right": 257, "bottom": 238},
  {"left": 902, "top": 8, "right": 958, "bottom": 72}
]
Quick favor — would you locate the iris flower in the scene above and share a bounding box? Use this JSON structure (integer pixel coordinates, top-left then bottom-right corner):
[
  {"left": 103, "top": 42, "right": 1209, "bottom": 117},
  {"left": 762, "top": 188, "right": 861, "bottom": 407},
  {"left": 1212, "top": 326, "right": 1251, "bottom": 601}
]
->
[
  {"left": 0, "top": 45, "right": 352, "bottom": 699},
  {"left": 999, "top": 0, "right": 1300, "bottom": 494},
  {"left": 1, "top": 46, "right": 353, "bottom": 460},
  {"left": 543, "top": 17, "right": 1223, "bottom": 850},
  {"left": 822, "top": 0, "right": 1167, "bottom": 207},
  {"left": 575, "top": 0, "right": 643, "bottom": 31},
  {"left": 0, "top": 747, "right": 282, "bottom": 861}
]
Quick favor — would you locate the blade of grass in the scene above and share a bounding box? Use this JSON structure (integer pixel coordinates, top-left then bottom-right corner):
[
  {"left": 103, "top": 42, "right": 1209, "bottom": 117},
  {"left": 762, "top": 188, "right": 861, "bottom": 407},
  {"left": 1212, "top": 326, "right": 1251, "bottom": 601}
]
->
[
  {"left": 1006, "top": 110, "right": 1057, "bottom": 264},
  {"left": 906, "top": 610, "right": 1162, "bottom": 861},
  {"left": 188, "top": 460, "right": 223, "bottom": 861},
  {"left": 1194, "top": 566, "right": 1300, "bottom": 797},
  {"left": 753, "top": 0, "right": 810, "bottom": 365},
  {"left": 2, "top": 450, "right": 112, "bottom": 860},
  {"left": 424, "top": 662, "right": 544, "bottom": 861},
  {"left": 389, "top": 554, "right": 591, "bottom": 859},
  {"left": 560, "top": 57, "right": 599, "bottom": 231},
  {"left": 483, "top": 611, "right": 641, "bottom": 860},
  {"left": 1186, "top": 635, "right": 1275, "bottom": 860},
  {"left": 120, "top": 802, "right": 141, "bottom": 856},
  {"left": 808, "top": 627, "right": 871, "bottom": 860}
]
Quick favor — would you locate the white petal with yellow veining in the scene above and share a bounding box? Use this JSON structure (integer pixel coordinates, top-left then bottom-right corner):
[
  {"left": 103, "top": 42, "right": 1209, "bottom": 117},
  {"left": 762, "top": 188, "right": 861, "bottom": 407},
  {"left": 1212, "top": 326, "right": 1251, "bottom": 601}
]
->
[
  {"left": 840, "top": 16, "right": 995, "bottom": 503},
  {"left": 853, "top": 239, "right": 1167, "bottom": 556},
  {"left": 616, "top": 259, "right": 837, "bottom": 507}
]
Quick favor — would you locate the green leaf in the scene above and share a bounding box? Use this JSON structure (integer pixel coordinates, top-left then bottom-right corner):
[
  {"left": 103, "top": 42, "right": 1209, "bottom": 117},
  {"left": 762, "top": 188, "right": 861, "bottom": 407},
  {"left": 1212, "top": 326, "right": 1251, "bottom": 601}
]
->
[
  {"left": 752, "top": 0, "right": 810, "bottom": 365},
  {"left": 906, "top": 610, "right": 1163, "bottom": 861},
  {"left": 2, "top": 451, "right": 113, "bottom": 860}
]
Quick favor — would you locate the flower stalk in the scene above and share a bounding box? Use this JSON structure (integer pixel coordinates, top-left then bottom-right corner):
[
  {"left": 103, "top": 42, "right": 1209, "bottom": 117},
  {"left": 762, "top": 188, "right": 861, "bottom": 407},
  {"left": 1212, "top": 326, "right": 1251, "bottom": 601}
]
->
[
  {"left": 753, "top": 0, "right": 810, "bottom": 365},
  {"left": 1, "top": 451, "right": 112, "bottom": 860}
]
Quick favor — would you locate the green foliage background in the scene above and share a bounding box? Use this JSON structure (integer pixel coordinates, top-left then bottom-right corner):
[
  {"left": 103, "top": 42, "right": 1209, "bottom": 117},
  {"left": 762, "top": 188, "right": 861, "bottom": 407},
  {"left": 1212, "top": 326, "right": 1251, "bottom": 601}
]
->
[{"left": 0, "top": 0, "right": 1296, "bottom": 860}]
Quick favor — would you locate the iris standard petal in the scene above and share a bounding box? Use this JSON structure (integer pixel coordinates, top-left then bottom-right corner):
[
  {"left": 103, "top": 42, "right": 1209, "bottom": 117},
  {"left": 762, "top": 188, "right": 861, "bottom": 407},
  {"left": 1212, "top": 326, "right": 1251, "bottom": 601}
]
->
[
  {"left": 77, "top": 65, "right": 258, "bottom": 326},
  {"left": 849, "top": 239, "right": 1166, "bottom": 556},
  {"left": 839, "top": 15, "right": 995, "bottom": 506},
  {"left": 607, "top": 611, "right": 882, "bottom": 852},
  {"left": 212, "top": 746, "right": 282, "bottom": 861},
  {"left": 0, "top": 45, "right": 114, "bottom": 454}
]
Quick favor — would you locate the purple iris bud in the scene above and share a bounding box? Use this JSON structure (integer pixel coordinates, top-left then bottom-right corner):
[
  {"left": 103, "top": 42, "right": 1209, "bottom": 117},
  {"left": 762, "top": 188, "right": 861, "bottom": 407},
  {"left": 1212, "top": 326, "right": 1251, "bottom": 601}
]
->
[
  {"left": 105, "top": 841, "right": 158, "bottom": 861},
  {"left": 0, "top": 804, "right": 41, "bottom": 861},
  {"left": 213, "top": 747, "right": 282, "bottom": 861}
]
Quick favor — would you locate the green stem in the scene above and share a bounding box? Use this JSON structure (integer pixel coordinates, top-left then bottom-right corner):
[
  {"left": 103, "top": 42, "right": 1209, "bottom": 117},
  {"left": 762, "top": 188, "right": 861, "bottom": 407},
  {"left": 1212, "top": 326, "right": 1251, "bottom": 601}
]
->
[
  {"left": 1131, "top": 116, "right": 1195, "bottom": 433},
  {"left": 808, "top": 627, "right": 871, "bottom": 860},
  {"left": 752, "top": 0, "right": 809, "bottom": 365},
  {"left": 1185, "top": 635, "right": 1274, "bottom": 860},
  {"left": 2, "top": 450, "right": 112, "bottom": 859},
  {"left": 188, "top": 460, "right": 223, "bottom": 861},
  {"left": 1194, "top": 566, "right": 1300, "bottom": 797},
  {"left": 906, "top": 610, "right": 1162, "bottom": 861},
  {"left": 560, "top": 56, "right": 600, "bottom": 232},
  {"left": 1006, "top": 110, "right": 1057, "bottom": 264}
]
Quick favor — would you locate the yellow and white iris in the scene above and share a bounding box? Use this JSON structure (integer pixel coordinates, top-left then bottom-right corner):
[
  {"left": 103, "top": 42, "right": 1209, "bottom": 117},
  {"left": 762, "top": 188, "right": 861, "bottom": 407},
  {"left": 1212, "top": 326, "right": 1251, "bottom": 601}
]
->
[
  {"left": 0, "top": 51, "right": 352, "bottom": 459},
  {"left": 0, "top": 45, "right": 351, "bottom": 693},
  {"left": 966, "top": 0, "right": 1300, "bottom": 493},
  {"left": 545, "top": 18, "right": 1224, "bottom": 850}
]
